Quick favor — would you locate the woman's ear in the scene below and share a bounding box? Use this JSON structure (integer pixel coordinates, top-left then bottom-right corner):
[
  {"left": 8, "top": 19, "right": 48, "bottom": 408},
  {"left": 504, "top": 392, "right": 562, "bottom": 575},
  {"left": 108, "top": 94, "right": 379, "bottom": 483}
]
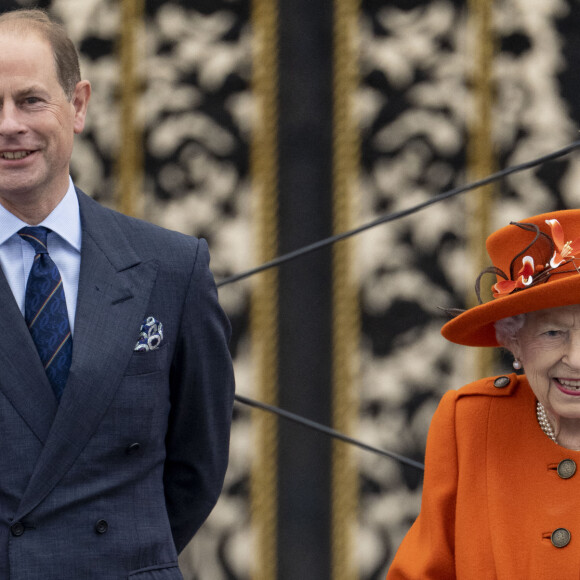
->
[{"left": 503, "top": 337, "right": 521, "bottom": 363}]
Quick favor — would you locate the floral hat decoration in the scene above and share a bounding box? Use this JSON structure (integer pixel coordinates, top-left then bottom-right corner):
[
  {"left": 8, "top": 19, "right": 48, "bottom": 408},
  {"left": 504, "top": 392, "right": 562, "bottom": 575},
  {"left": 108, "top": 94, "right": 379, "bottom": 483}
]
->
[{"left": 441, "top": 209, "right": 580, "bottom": 347}]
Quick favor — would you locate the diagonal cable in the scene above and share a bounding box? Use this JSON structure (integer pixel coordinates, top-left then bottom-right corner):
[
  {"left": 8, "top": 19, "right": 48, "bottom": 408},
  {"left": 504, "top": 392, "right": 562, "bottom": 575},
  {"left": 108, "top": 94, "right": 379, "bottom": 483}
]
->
[
  {"left": 235, "top": 394, "right": 425, "bottom": 470},
  {"left": 218, "top": 140, "right": 580, "bottom": 287},
  {"left": 228, "top": 141, "right": 580, "bottom": 470}
]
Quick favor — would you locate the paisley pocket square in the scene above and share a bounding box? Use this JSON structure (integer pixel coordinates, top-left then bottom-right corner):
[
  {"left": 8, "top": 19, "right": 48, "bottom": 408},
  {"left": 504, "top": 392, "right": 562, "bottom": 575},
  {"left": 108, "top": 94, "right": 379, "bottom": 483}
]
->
[{"left": 134, "top": 316, "right": 164, "bottom": 351}]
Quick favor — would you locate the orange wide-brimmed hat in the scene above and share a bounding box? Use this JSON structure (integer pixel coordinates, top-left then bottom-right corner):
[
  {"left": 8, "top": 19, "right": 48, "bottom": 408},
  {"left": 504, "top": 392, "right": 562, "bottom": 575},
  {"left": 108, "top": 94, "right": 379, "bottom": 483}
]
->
[{"left": 441, "top": 209, "right": 580, "bottom": 347}]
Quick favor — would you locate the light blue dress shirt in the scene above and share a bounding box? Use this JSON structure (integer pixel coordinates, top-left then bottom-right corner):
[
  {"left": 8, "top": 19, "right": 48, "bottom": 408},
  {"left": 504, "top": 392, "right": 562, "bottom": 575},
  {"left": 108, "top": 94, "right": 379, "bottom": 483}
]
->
[{"left": 0, "top": 177, "right": 81, "bottom": 334}]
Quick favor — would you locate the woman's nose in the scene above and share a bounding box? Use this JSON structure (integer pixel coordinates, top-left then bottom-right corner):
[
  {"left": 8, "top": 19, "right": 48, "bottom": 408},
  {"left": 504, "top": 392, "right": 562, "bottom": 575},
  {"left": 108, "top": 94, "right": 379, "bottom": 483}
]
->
[{"left": 563, "top": 332, "right": 580, "bottom": 369}]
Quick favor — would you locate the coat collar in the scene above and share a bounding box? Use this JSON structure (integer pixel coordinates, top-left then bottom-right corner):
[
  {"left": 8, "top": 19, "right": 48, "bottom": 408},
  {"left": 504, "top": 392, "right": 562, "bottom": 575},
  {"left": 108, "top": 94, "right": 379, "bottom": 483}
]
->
[{"left": 15, "top": 189, "right": 159, "bottom": 518}]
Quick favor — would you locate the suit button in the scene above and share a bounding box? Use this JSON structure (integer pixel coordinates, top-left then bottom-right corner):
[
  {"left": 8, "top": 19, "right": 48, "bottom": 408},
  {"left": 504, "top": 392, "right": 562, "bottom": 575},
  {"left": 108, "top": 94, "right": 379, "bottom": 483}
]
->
[
  {"left": 95, "top": 519, "right": 108, "bottom": 534},
  {"left": 557, "top": 459, "right": 577, "bottom": 479},
  {"left": 10, "top": 522, "right": 24, "bottom": 537},
  {"left": 551, "top": 528, "right": 571, "bottom": 548},
  {"left": 125, "top": 442, "right": 141, "bottom": 455},
  {"left": 493, "top": 376, "right": 510, "bottom": 388}
]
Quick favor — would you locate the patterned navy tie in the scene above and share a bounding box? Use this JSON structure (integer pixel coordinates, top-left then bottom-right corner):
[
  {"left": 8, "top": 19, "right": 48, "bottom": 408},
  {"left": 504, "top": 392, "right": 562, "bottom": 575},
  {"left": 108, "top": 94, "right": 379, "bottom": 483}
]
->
[{"left": 18, "top": 227, "right": 72, "bottom": 401}]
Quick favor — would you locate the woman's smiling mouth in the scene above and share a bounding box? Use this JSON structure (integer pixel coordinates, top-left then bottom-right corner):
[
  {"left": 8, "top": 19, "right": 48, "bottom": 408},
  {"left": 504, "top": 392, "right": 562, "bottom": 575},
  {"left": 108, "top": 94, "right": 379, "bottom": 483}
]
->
[{"left": 555, "top": 378, "right": 580, "bottom": 394}]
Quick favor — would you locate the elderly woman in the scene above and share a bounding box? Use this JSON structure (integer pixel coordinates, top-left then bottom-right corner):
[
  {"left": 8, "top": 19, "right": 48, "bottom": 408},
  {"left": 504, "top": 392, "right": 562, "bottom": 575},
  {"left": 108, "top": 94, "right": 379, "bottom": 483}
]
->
[{"left": 387, "top": 209, "right": 580, "bottom": 578}]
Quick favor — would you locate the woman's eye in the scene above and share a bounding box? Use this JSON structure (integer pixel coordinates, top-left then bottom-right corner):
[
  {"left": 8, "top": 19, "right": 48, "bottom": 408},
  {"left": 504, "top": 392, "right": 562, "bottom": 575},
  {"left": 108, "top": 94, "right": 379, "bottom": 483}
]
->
[{"left": 544, "top": 330, "right": 561, "bottom": 337}]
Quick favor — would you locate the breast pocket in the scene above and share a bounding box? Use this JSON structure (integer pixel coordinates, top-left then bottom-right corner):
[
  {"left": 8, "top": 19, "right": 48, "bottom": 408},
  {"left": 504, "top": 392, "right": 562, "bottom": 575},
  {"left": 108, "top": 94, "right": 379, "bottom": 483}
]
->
[{"left": 124, "top": 343, "right": 170, "bottom": 376}]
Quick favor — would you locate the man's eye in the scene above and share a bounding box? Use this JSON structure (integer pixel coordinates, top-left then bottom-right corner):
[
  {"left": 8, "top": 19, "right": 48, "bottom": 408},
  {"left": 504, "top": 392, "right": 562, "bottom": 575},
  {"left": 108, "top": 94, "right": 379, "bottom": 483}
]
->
[{"left": 544, "top": 330, "right": 561, "bottom": 337}]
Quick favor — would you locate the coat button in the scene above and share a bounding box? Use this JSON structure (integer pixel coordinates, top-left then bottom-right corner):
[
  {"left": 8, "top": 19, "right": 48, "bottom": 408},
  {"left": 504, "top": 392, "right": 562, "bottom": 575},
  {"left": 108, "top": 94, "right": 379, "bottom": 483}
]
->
[
  {"left": 557, "top": 459, "right": 577, "bottom": 479},
  {"left": 95, "top": 519, "right": 109, "bottom": 534},
  {"left": 10, "top": 522, "right": 24, "bottom": 537},
  {"left": 125, "top": 442, "right": 141, "bottom": 455},
  {"left": 493, "top": 376, "right": 510, "bottom": 388},
  {"left": 551, "top": 528, "right": 571, "bottom": 548}
]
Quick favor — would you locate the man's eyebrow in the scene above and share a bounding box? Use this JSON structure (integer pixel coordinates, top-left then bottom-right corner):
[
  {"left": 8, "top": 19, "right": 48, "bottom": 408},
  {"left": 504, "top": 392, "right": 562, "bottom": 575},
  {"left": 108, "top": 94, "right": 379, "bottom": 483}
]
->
[{"left": 14, "top": 86, "right": 48, "bottom": 98}]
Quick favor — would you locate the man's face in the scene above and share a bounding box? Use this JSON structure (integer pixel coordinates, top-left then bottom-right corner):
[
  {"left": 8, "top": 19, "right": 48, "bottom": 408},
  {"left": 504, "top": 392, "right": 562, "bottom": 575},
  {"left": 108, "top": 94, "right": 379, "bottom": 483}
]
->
[{"left": 0, "top": 29, "right": 89, "bottom": 216}]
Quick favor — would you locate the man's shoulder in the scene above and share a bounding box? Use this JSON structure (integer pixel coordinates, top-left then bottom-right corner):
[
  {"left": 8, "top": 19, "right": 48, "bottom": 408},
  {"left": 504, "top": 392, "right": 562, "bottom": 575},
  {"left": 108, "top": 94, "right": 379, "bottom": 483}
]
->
[{"left": 77, "top": 188, "right": 201, "bottom": 251}]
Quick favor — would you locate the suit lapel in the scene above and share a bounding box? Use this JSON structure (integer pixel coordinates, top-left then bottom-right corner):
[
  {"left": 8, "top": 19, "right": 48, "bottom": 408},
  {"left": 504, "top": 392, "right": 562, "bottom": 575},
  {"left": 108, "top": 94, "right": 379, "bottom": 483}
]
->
[
  {"left": 0, "top": 268, "right": 57, "bottom": 443},
  {"left": 16, "top": 191, "right": 159, "bottom": 519}
]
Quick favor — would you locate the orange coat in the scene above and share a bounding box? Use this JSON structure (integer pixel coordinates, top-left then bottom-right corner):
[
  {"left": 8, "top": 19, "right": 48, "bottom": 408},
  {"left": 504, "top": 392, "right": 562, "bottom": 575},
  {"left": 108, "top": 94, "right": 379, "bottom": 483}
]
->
[{"left": 387, "top": 373, "right": 580, "bottom": 579}]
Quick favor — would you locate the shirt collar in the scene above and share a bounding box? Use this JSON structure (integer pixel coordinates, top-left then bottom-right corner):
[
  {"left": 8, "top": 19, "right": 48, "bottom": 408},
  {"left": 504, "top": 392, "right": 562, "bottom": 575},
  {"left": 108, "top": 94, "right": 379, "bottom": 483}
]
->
[{"left": 0, "top": 177, "right": 81, "bottom": 251}]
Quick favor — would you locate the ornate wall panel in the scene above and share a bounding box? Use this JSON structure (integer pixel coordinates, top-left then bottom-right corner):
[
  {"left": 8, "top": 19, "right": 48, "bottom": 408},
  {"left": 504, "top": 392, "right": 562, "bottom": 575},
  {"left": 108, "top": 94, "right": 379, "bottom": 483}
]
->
[{"left": 356, "top": 3, "right": 470, "bottom": 574}]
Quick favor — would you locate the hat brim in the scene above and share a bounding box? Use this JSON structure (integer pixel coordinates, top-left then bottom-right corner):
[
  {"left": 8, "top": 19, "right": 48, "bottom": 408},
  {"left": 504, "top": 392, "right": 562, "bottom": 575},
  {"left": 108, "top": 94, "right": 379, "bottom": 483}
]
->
[{"left": 441, "top": 272, "right": 580, "bottom": 347}]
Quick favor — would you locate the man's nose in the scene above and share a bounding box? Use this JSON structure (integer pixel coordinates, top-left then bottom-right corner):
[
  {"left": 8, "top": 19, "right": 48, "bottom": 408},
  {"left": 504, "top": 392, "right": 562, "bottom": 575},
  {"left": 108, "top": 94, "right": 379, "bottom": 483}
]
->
[{"left": 0, "top": 103, "right": 26, "bottom": 135}]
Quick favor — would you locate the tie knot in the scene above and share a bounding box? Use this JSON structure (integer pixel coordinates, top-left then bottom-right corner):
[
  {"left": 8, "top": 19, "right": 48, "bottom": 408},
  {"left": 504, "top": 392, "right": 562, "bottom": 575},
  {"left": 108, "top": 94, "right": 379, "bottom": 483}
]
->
[{"left": 18, "top": 226, "right": 50, "bottom": 254}]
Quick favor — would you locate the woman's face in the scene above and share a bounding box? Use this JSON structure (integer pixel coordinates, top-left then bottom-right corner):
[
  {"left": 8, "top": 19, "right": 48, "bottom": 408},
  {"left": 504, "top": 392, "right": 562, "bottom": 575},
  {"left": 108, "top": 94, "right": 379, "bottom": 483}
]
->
[{"left": 509, "top": 304, "right": 580, "bottom": 420}]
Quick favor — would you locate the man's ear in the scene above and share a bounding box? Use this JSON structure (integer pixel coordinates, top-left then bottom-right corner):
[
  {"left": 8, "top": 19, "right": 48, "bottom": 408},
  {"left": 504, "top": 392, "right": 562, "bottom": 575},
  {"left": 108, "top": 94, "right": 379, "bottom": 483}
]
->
[{"left": 72, "top": 80, "right": 91, "bottom": 135}]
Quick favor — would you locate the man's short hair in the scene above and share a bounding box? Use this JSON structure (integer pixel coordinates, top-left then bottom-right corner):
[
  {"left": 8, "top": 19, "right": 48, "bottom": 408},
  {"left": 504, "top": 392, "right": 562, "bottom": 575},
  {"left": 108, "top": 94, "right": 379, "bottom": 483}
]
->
[{"left": 0, "top": 9, "right": 81, "bottom": 100}]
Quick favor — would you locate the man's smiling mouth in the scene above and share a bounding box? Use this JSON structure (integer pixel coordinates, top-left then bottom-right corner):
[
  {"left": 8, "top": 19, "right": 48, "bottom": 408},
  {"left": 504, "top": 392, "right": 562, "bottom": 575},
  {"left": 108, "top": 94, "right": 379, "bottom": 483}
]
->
[{"left": 0, "top": 151, "right": 33, "bottom": 160}]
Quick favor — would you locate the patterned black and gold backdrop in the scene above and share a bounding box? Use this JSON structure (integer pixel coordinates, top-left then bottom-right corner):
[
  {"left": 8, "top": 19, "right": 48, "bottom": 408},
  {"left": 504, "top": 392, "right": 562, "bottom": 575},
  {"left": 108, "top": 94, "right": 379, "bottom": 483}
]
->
[{"left": 5, "top": 0, "right": 580, "bottom": 578}]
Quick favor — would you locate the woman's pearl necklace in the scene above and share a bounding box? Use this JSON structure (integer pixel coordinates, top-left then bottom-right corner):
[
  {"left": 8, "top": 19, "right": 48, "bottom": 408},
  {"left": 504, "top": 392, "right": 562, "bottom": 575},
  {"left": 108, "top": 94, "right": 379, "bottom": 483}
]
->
[{"left": 536, "top": 401, "right": 558, "bottom": 444}]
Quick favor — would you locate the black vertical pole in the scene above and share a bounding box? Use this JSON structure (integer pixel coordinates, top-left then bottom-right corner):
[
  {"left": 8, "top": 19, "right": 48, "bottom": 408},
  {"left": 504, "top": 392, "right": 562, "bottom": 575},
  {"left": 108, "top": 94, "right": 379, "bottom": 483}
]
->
[{"left": 277, "top": 1, "right": 334, "bottom": 578}]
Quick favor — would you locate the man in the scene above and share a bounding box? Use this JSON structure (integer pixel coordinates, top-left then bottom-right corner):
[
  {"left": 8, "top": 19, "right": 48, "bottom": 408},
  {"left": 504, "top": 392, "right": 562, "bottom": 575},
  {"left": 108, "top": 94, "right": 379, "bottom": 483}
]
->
[{"left": 0, "top": 8, "right": 235, "bottom": 579}]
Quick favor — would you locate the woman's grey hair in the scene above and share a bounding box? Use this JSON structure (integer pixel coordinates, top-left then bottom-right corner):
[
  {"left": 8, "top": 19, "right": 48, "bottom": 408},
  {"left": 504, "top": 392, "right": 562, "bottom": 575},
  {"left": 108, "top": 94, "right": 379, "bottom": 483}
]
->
[{"left": 494, "top": 314, "right": 526, "bottom": 346}]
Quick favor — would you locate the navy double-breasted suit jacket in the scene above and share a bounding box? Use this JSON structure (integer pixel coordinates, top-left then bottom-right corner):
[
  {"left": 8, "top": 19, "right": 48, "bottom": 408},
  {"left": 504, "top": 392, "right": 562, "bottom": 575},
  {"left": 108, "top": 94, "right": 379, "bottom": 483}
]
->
[{"left": 0, "top": 189, "right": 235, "bottom": 579}]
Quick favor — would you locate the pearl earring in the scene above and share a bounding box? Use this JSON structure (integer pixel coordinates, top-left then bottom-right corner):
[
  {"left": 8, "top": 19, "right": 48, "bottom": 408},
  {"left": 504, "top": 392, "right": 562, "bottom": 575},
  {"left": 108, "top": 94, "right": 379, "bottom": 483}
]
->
[{"left": 513, "top": 359, "right": 522, "bottom": 370}]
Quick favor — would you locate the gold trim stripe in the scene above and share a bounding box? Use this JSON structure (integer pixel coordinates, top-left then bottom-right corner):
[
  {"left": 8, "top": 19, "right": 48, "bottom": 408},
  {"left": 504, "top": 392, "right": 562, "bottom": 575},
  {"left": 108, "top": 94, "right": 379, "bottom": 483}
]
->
[
  {"left": 249, "top": 0, "right": 280, "bottom": 578},
  {"left": 117, "top": 0, "right": 144, "bottom": 217},
  {"left": 332, "top": 0, "right": 361, "bottom": 578},
  {"left": 467, "top": 0, "right": 496, "bottom": 378}
]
